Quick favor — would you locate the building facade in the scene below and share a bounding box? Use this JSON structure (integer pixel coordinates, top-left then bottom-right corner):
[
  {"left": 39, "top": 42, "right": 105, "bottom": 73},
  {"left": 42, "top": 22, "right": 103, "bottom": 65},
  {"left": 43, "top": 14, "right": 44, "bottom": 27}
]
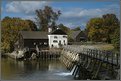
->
[
  {"left": 15, "top": 28, "right": 68, "bottom": 50},
  {"left": 48, "top": 34, "right": 67, "bottom": 48},
  {"left": 15, "top": 31, "right": 48, "bottom": 51},
  {"left": 48, "top": 28, "right": 67, "bottom": 48}
]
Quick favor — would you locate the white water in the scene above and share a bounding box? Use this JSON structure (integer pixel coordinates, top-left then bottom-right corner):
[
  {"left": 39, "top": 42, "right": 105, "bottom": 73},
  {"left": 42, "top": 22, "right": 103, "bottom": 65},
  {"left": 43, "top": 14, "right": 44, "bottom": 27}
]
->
[
  {"left": 70, "top": 65, "right": 77, "bottom": 74},
  {"left": 55, "top": 65, "right": 77, "bottom": 76},
  {"left": 36, "top": 45, "right": 40, "bottom": 53}
]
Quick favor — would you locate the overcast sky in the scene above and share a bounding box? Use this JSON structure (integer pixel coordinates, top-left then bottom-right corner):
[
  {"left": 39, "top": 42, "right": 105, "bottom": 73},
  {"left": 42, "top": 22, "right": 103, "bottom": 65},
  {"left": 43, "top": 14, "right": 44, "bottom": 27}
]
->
[{"left": 1, "top": 0, "right": 120, "bottom": 30}]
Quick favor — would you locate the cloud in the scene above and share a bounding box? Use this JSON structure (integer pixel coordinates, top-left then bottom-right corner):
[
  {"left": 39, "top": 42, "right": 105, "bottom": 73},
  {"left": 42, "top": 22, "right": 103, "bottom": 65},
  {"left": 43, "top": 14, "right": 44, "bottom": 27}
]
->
[
  {"left": 63, "top": 23, "right": 76, "bottom": 28},
  {"left": 4, "top": 1, "right": 120, "bottom": 29},
  {"left": 61, "top": 7, "right": 119, "bottom": 19},
  {"left": 57, "top": 4, "right": 120, "bottom": 29},
  {"left": 6, "top": 1, "right": 50, "bottom": 14}
]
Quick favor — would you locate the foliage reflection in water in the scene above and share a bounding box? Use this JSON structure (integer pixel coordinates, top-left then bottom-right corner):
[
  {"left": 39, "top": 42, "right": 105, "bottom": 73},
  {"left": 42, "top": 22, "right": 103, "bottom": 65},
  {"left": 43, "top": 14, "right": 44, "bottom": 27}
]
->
[{"left": 1, "top": 57, "right": 74, "bottom": 80}]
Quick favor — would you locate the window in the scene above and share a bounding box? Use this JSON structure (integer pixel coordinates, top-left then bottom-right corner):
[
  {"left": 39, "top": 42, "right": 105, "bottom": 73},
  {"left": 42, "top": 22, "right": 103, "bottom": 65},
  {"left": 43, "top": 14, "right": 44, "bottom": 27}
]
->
[
  {"left": 51, "top": 44, "right": 53, "bottom": 47},
  {"left": 34, "top": 42, "right": 36, "bottom": 45},
  {"left": 63, "top": 40, "right": 65, "bottom": 43},
  {"left": 54, "top": 36, "right": 58, "bottom": 39},
  {"left": 63, "top": 36, "right": 67, "bottom": 38},
  {"left": 53, "top": 40, "right": 57, "bottom": 43},
  {"left": 44, "top": 42, "right": 47, "bottom": 45}
]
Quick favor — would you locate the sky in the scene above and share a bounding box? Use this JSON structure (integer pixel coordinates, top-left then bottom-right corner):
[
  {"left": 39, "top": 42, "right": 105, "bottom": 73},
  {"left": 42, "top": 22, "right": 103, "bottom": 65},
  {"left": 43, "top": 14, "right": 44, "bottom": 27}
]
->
[{"left": 1, "top": 0, "right": 120, "bottom": 30}]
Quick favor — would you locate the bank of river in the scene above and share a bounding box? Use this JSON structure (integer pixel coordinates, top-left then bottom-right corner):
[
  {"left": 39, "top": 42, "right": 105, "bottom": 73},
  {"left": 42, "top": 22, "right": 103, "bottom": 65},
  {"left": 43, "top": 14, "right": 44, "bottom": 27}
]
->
[{"left": 1, "top": 57, "right": 74, "bottom": 80}]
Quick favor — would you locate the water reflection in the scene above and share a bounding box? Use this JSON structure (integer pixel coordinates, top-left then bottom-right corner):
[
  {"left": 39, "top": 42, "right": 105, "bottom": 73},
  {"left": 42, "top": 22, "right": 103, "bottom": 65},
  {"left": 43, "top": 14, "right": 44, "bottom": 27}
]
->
[{"left": 1, "top": 57, "right": 74, "bottom": 80}]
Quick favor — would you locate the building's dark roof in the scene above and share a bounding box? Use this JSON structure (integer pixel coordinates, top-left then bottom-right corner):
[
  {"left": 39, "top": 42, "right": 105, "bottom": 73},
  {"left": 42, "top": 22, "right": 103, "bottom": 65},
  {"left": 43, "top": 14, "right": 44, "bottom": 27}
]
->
[
  {"left": 70, "top": 30, "right": 87, "bottom": 39},
  {"left": 71, "top": 31, "right": 81, "bottom": 39},
  {"left": 49, "top": 29, "right": 67, "bottom": 35},
  {"left": 20, "top": 31, "right": 48, "bottom": 39}
]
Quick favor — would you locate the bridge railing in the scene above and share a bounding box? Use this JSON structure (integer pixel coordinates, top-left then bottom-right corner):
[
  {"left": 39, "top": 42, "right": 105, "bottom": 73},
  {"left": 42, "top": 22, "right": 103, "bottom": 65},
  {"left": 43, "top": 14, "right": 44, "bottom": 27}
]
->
[
  {"left": 62, "top": 45, "right": 120, "bottom": 67},
  {"left": 83, "top": 48, "right": 119, "bottom": 66}
]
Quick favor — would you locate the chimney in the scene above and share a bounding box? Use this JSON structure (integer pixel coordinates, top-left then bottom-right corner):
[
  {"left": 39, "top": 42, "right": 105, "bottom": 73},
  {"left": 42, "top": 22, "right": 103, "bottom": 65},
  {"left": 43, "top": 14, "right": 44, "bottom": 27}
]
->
[
  {"left": 57, "top": 26, "right": 59, "bottom": 30},
  {"left": 48, "top": 27, "right": 52, "bottom": 33}
]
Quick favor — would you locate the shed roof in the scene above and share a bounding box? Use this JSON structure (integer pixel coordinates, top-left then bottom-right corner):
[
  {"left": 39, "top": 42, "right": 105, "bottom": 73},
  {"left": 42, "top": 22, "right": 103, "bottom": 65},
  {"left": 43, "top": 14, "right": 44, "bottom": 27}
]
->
[
  {"left": 71, "top": 31, "right": 81, "bottom": 39},
  {"left": 20, "top": 31, "right": 48, "bottom": 39},
  {"left": 70, "top": 30, "right": 87, "bottom": 39}
]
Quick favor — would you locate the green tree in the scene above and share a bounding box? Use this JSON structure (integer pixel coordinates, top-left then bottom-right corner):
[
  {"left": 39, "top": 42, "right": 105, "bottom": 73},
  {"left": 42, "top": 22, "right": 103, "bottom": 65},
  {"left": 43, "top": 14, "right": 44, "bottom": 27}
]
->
[
  {"left": 35, "top": 6, "right": 61, "bottom": 31},
  {"left": 86, "top": 18, "right": 103, "bottom": 42},
  {"left": 102, "top": 14, "right": 120, "bottom": 43},
  {"left": 58, "top": 23, "right": 70, "bottom": 33},
  {"left": 26, "top": 20, "right": 38, "bottom": 31},
  {"left": 1, "top": 16, "right": 37, "bottom": 52},
  {"left": 86, "top": 14, "right": 119, "bottom": 43},
  {"left": 111, "top": 27, "right": 120, "bottom": 50}
]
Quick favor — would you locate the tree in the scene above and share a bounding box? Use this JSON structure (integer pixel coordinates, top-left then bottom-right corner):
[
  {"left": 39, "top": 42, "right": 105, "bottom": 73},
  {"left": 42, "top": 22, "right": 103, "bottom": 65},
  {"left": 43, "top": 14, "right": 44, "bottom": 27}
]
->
[
  {"left": 51, "top": 22, "right": 57, "bottom": 31},
  {"left": 35, "top": 6, "right": 61, "bottom": 31},
  {"left": 102, "top": 14, "right": 120, "bottom": 43},
  {"left": 86, "top": 14, "right": 119, "bottom": 44},
  {"left": 26, "top": 20, "right": 38, "bottom": 31},
  {"left": 1, "top": 16, "right": 37, "bottom": 52},
  {"left": 58, "top": 23, "right": 70, "bottom": 33},
  {"left": 111, "top": 28, "right": 120, "bottom": 50},
  {"left": 86, "top": 18, "right": 103, "bottom": 42}
]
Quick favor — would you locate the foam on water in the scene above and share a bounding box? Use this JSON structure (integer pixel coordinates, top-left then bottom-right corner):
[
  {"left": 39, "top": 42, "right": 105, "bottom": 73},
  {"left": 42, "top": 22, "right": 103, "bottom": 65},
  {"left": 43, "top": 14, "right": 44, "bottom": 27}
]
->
[{"left": 55, "top": 65, "right": 76, "bottom": 76}]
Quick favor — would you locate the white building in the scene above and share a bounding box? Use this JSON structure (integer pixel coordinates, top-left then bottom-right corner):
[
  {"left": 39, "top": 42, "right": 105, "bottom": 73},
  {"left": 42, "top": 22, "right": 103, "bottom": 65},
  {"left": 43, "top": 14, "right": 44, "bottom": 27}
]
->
[{"left": 48, "top": 28, "right": 68, "bottom": 48}]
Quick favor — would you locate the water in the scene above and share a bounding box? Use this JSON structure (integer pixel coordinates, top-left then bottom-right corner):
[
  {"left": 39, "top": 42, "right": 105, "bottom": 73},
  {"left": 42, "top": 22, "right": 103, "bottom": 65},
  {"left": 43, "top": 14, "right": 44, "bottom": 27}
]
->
[
  {"left": 55, "top": 65, "right": 76, "bottom": 76},
  {"left": 1, "top": 57, "right": 74, "bottom": 80}
]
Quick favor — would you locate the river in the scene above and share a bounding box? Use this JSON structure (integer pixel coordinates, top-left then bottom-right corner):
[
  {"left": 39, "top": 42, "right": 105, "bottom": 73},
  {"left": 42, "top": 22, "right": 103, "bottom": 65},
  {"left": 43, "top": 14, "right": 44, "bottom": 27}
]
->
[{"left": 1, "top": 57, "right": 74, "bottom": 80}]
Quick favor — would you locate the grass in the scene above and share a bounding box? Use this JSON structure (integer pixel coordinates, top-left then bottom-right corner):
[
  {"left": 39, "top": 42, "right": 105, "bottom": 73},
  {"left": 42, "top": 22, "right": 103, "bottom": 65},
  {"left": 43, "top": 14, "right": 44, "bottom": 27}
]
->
[{"left": 81, "top": 44, "right": 114, "bottom": 51}]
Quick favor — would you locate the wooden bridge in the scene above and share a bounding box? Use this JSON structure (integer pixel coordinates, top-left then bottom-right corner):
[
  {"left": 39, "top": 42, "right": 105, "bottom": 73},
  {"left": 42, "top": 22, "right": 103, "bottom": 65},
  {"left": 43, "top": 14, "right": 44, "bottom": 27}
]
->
[{"left": 60, "top": 45, "right": 120, "bottom": 80}]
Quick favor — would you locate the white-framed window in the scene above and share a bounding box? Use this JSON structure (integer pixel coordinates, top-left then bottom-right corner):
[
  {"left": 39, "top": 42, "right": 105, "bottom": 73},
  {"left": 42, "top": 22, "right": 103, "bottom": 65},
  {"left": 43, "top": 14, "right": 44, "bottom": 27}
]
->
[
  {"left": 54, "top": 36, "right": 58, "bottom": 39},
  {"left": 64, "top": 40, "right": 66, "bottom": 45},
  {"left": 53, "top": 40, "right": 58, "bottom": 43},
  {"left": 44, "top": 42, "right": 47, "bottom": 45},
  {"left": 63, "top": 36, "right": 67, "bottom": 38},
  {"left": 34, "top": 42, "right": 36, "bottom": 45}
]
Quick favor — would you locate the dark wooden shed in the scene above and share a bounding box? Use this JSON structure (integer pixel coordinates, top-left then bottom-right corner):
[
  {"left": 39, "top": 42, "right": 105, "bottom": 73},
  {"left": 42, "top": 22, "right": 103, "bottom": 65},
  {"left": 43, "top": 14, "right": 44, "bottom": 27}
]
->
[
  {"left": 70, "top": 30, "right": 87, "bottom": 42},
  {"left": 15, "top": 31, "right": 48, "bottom": 51}
]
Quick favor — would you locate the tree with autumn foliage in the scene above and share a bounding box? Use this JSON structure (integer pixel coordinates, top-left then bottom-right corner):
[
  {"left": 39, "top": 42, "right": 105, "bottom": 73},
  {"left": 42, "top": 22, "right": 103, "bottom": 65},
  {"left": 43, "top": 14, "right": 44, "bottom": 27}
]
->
[
  {"left": 1, "top": 16, "right": 37, "bottom": 52},
  {"left": 111, "top": 27, "right": 120, "bottom": 50},
  {"left": 86, "top": 14, "right": 120, "bottom": 49},
  {"left": 86, "top": 18, "right": 104, "bottom": 42},
  {"left": 102, "top": 14, "right": 120, "bottom": 43}
]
